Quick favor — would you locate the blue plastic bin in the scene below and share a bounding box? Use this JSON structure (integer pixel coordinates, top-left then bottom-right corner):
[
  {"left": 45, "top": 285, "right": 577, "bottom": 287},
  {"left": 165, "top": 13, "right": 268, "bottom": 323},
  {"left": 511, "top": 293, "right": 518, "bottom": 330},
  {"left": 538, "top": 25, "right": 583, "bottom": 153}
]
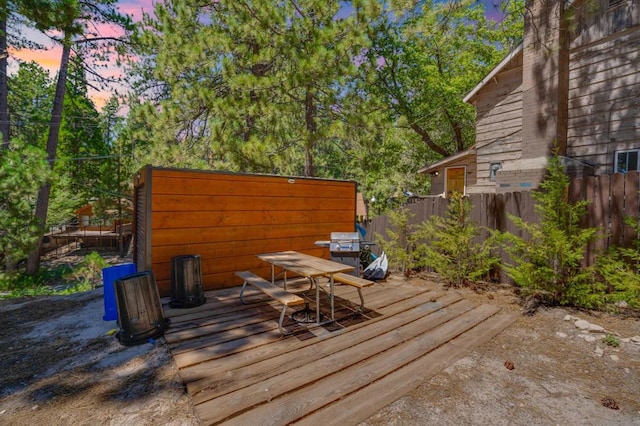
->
[{"left": 102, "top": 263, "right": 136, "bottom": 321}]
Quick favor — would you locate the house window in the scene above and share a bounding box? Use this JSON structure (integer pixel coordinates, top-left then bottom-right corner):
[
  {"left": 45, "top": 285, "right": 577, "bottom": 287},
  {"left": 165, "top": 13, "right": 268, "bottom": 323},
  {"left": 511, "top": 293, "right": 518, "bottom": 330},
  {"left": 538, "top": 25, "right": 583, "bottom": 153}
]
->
[
  {"left": 489, "top": 162, "right": 502, "bottom": 181},
  {"left": 615, "top": 150, "right": 640, "bottom": 173}
]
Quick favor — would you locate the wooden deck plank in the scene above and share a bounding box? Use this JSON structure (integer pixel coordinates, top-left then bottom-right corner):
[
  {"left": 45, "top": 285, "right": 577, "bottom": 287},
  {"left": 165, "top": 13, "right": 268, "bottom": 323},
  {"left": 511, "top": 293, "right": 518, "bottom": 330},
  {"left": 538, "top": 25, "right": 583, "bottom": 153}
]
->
[
  {"left": 293, "top": 312, "right": 515, "bottom": 426},
  {"left": 165, "top": 299, "right": 285, "bottom": 335},
  {"left": 167, "top": 313, "right": 289, "bottom": 354},
  {"left": 165, "top": 278, "right": 387, "bottom": 327},
  {"left": 172, "top": 287, "right": 435, "bottom": 370},
  {"left": 195, "top": 304, "right": 500, "bottom": 425},
  {"left": 164, "top": 293, "right": 270, "bottom": 324},
  {"left": 164, "top": 304, "right": 287, "bottom": 344},
  {"left": 188, "top": 294, "right": 470, "bottom": 401},
  {"left": 178, "top": 290, "right": 451, "bottom": 384},
  {"left": 163, "top": 282, "right": 514, "bottom": 426}
]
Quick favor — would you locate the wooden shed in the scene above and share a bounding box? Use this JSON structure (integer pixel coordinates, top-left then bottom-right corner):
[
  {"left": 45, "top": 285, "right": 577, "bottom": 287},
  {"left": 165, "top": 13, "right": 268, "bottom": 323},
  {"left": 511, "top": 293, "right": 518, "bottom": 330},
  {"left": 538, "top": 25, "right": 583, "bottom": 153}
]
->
[{"left": 133, "top": 166, "right": 357, "bottom": 296}]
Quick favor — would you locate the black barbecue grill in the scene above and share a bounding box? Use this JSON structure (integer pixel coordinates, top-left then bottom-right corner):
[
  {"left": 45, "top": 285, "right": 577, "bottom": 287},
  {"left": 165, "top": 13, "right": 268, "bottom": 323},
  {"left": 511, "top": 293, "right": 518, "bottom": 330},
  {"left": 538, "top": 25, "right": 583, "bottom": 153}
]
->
[{"left": 329, "top": 232, "right": 361, "bottom": 277}]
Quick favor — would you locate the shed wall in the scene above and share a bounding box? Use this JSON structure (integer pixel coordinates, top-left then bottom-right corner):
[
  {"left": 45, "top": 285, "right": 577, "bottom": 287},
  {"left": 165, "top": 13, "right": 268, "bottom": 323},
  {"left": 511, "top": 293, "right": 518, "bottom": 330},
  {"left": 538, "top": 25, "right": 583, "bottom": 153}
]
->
[{"left": 134, "top": 167, "right": 357, "bottom": 296}]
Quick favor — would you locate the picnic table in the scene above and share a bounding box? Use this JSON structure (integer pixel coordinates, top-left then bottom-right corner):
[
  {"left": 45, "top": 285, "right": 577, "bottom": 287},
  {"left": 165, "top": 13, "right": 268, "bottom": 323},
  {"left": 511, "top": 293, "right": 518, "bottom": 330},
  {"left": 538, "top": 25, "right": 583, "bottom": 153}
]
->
[{"left": 256, "top": 251, "right": 355, "bottom": 324}]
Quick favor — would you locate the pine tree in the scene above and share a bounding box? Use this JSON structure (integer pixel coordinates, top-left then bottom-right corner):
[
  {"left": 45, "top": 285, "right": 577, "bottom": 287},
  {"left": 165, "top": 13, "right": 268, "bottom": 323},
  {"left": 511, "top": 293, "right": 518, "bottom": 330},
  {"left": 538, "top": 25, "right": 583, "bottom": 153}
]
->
[
  {"left": 501, "top": 155, "right": 600, "bottom": 308},
  {"left": 0, "top": 139, "right": 49, "bottom": 272},
  {"left": 130, "top": 0, "right": 380, "bottom": 176},
  {"left": 23, "top": 0, "right": 132, "bottom": 274},
  {"left": 416, "top": 192, "right": 499, "bottom": 286}
]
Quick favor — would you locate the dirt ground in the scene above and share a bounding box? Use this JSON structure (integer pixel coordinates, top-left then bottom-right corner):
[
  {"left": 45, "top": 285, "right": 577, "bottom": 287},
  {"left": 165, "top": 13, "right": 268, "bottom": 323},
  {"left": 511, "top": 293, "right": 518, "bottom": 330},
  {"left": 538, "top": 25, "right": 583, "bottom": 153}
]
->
[{"left": 0, "top": 268, "right": 639, "bottom": 425}]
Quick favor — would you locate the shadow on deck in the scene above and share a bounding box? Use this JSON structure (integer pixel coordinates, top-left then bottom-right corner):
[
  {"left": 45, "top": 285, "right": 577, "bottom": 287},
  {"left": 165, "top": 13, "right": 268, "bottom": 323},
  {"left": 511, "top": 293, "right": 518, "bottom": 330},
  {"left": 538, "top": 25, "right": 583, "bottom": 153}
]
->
[{"left": 161, "top": 277, "right": 513, "bottom": 425}]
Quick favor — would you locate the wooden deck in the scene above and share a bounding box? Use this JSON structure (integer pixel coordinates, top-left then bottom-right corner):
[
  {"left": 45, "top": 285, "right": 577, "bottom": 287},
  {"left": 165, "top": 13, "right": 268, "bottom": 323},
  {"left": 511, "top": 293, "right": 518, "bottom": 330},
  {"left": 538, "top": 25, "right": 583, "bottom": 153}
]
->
[{"left": 161, "top": 278, "right": 514, "bottom": 425}]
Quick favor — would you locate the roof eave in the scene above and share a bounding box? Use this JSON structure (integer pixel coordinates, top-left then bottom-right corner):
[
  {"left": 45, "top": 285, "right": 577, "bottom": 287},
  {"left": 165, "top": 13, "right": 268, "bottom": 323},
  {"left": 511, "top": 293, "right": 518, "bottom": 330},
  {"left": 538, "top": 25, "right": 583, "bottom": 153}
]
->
[
  {"left": 418, "top": 146, "right": 477, "bottom": 174},
  {"left": 463, "top": 43, "right": 524, "bottom": 104}
]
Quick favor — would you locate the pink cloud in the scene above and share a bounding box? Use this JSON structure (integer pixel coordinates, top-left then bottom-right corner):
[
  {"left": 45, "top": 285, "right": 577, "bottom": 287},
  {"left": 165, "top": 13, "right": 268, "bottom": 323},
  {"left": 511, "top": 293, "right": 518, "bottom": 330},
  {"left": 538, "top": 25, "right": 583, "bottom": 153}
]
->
[
  {"left": 117, "top": 0, "right": 156, "bottom": 22},
  {"left": 9, "top": 45, "right": 62, "bottom": 74}
]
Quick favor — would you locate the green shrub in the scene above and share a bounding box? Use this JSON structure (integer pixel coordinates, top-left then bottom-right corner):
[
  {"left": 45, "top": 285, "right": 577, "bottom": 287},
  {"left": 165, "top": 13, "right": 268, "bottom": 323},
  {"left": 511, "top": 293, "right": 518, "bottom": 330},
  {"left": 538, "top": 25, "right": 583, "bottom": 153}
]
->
[
  {"left": 67, "top": 252, "right": 109, "bottom": 289},
  {"left": 602, "top": 334, "right": 620, "bottom": 348},
  {"left": 0, "top": 252, "right": 107, "bottom": 299},
  {"left": 415, "top": 192, "right": 499, "bottom": 286},
  {"left": 500, "top": 154, "right": 602, "bottom": 308},
  {"left": 0, "top": 264, "right": 73, "bottom": 298},
  {"left": 375, "top": 206, "right": 421, "bottom": 274},
  {"left": 596, "top": 217, "right": 640, "bottom": 309}
]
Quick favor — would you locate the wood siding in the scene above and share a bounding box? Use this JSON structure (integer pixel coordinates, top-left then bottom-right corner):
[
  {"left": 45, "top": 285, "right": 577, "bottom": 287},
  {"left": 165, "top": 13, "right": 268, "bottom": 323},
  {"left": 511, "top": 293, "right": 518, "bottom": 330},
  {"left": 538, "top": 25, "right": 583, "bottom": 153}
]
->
[
  {"left": 567, "top": 0, "right": 640, "bottom": 171},
  {"left": 472, "top": 57, "right": 523, "bottom": 191},
  {"left": 134, "top": 167, "right": 356, "bottom": 296},
  {"left": 429, "top": 157, "right": 477, "bottom": 195}
]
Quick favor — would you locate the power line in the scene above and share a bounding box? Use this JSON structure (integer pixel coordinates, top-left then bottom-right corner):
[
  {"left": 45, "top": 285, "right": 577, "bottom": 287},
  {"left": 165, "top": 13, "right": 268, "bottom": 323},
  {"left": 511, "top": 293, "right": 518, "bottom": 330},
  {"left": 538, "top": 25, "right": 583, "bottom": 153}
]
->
[{"left": 48, "top": 154, "right": 130, "bottom": 162}]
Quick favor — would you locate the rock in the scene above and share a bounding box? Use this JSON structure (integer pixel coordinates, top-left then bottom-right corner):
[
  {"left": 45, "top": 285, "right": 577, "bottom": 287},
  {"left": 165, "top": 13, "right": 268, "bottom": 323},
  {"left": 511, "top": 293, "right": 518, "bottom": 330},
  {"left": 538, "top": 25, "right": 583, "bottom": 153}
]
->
[
  {"left": 575, "top": 319, "right": 590, "bottom": 330},
  {"left": 556, "top": 332, "right": 568, "bottom": 338},
  {"left": 621, "top": 338, "right": 631, "bottom": 343},
  {"left": 583, "top": 335, "right": 596, "bottom": 343},
  {"left": 610, "top": 355, "right": 620, "bottom": 361},
  {"left": 588, "top": 323, "right": 606, "bottom": 333},
  {"left": 564, "top": 314, "right": 576, "bottom": 321},
  {"left": 594, "top": 346, "right": 604, "bottom": 357},
  {"left": 504, "top": 360, "right": 515, "bottom": 370},
  {"left": 631, "top": 336, "right": 640, "bottom": 343},
  {"left": 615, "top": 300, "right": 628, "bottom": 308}
]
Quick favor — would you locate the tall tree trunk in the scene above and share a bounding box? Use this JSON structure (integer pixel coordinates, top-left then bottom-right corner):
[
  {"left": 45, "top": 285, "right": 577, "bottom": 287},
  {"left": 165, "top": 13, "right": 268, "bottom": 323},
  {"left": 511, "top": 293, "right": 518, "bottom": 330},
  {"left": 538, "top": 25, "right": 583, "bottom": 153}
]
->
[
  {"left": 304, "top": 88, "right": 316, "bottom": 177},
  {"left": 0, "top": 0, "right": 9, "bottom": 149},
  {"left": 25, "top": 43, "right": 71, "bottom": 275}
]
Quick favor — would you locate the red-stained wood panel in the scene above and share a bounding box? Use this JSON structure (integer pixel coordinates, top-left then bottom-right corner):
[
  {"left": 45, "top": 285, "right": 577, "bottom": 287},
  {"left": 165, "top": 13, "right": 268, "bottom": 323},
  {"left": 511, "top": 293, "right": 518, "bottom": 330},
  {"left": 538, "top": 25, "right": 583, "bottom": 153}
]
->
[
  {"left": 134, "top": 166, "right": 357, "bottom": 296},
  {"left": 151, "top": 209, "right": 349, "bottom": 230},
  {"left": 151, "top": 175, "right": 355, "bottom": 198},
  {"left": 151, "top": 194, "right": 349, "bottom": 212}
]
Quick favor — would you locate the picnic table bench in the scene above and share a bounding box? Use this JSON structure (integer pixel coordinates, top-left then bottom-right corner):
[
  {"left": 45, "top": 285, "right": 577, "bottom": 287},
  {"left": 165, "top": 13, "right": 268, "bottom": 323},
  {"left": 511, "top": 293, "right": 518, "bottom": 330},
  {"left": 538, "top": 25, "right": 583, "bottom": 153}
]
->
[
  {"left": 236, "top": 271, "right": 305, "bottom": 335},
  {"left": 331, "top": 272, "right": 374, "bottom": 312}
]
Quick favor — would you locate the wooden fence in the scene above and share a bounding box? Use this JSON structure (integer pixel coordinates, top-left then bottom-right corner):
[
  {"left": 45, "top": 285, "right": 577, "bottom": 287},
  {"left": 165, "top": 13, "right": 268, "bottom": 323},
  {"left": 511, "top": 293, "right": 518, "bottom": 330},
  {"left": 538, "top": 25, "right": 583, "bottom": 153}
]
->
[{"left": 363, "top": 172, "right": 640, "bottom": 274}]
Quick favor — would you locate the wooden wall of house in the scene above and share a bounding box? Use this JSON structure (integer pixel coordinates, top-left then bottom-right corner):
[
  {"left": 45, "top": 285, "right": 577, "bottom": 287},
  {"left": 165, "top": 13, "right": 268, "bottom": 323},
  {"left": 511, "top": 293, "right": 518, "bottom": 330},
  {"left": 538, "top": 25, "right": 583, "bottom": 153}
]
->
[
  {"left": 567, "top": 0, "right": 640, "bottom": 171},
  {"left": 134, "top": 167, "right": 357, "bottom": 296},
  {"left": 472, "top": 54, "right": 523, "bottom": 191},
  {"left": 428, "top": 157, "right": 477, "bottom": 196}
]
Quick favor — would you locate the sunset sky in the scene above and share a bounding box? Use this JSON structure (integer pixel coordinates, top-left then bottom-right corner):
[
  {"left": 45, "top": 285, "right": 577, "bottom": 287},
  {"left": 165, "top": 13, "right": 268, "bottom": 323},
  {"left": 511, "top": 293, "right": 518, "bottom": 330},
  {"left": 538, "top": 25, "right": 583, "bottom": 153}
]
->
[
  {"left": 9, "top": 0, "right": 154, "bottom": 110},
  {"left": 9, "top": 0, "right": 504, "bottom": 111}
]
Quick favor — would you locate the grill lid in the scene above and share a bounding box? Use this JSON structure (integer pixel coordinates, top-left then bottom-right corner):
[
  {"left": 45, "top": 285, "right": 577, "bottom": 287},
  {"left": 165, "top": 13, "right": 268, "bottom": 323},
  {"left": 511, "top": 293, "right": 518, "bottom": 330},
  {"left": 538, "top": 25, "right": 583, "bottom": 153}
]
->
[{"left": 330, "top": 232, "right": 360, "bottom": 252}]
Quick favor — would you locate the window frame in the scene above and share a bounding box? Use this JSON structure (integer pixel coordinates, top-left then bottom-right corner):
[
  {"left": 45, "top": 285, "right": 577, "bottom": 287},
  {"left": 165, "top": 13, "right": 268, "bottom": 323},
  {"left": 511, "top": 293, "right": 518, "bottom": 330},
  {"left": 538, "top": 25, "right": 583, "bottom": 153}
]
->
[{"left": 614, "top": 149, "right": 640, "bottom": 174}]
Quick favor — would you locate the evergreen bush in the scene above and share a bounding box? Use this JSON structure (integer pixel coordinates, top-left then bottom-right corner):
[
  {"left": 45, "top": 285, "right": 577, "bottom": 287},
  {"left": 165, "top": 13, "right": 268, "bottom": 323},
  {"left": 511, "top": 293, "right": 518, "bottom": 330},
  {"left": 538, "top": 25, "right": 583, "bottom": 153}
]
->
[
  {"left": 375, "top": 206, "right": 420, "bottom": 274},
  {"left": 500, "top": 155, "right": 602, "bottom": 308},
  {"left": 415, "top": 192, "right": 499, "bottom": 286},
  {"left": 596, "top": 217, "right": 640, "bottom": 309}
]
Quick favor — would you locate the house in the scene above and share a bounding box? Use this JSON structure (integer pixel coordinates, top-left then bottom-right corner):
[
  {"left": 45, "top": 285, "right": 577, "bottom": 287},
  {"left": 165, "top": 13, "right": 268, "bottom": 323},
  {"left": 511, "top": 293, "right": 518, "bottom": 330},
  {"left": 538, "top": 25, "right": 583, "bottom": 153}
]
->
[
  {"left": 421, "top": 0, "right": 640, "bottom": 195},
  {"left": 74, "top": 204, "right": 94, "bottom": 227}
]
